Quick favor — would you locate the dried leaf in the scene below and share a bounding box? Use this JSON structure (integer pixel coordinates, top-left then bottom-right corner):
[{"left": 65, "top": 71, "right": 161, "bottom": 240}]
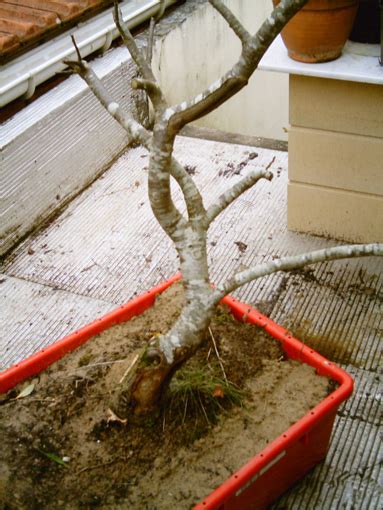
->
[
  {"left": 185, "top": 165, "right": 196, "bottom": 175},
  {"left": 15, "top": 383, "right": 35, "bottom": 400},
  {"left": 106, "top": 408, "right": 127, "bottom": 425},
  {"left": 212, "top": 385, "right": 225, "bottom": 398},
  {"left": 234, "top": 241, "right": 247, "bottom": 253}
]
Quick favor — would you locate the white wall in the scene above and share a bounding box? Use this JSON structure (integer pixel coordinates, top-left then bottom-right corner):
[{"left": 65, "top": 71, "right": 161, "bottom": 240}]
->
[{"left": 152, "top": 0, "right": 288, "bottom": 141}]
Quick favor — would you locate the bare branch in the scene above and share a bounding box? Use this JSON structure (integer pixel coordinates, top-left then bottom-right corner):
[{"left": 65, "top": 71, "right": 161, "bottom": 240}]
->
[
  {"left": 170, "top": 158, "right": 205, "bottom": 221},
  {"left": 71, "top": 35, "right": 82, "bottom": 62},
  {"left": 217, "top": 244, "right": 383, "bottom": 298},
  {"left": 163, "top": 0, "right": 309, "bottom": 133},
  {"left": 131, "top": 77, "right": 164, "bottom": 106},
  {"left": 147, "top": 16, "right": 156, "bottom": 64},
  {"left": 65, "top": 34, "right": 182, "bottom": 237},
  {"left": 208, "top": 0, "right": 251, "bottom": 45},
  {"left": 113, "top": 0, "right": 166, "bottom": 112},
  {"left": 206, "top": 168, "right": 272, "bottom": 225},
  {"left": 146, "top": 0, "right": 166, "bottom": 63},
  {"left": 65, "top": 55, "right": 150, "bottom": 147},
  {"left": 113, "top": 0, "right": 154, "bottom": 81}
]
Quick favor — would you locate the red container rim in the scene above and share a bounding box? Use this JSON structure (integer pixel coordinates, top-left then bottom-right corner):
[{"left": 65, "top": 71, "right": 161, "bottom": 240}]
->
[
  {"left": 0, "top": 273, "right": 353, "bottom": 509},
  {"left": 194, "top": 292, "right": 353, "bottom": 509},
  {"left": 0, "top": 273, "right": 182, "bottom": 394}
]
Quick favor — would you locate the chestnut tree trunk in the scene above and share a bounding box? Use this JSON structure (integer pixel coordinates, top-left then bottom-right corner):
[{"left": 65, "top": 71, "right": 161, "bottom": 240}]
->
[{"left": 66, "top": 0, "right": 383, "bottom": 417}]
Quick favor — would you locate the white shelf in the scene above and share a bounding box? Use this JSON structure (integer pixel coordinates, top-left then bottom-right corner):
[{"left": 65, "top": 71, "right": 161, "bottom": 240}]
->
[{"left": 259, "top": 36, "right": 383, "bottom": 85}]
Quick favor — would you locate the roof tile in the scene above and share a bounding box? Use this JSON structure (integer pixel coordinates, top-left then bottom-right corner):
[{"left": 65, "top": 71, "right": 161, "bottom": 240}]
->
[
  {"left": 0, "top": 29, "right": 19, "bottom": 53},
  {"left": 5, "top": 0, "right": 84, "bottom": 22},
  {"left": 0, "top": 0, "right": 113, "bottom": 61},
  {"left": 0, "top": 16, "right": 40, "bottom": 40},
  {"left": 0, "top": 3, "right": 60, "bottom": 27}
]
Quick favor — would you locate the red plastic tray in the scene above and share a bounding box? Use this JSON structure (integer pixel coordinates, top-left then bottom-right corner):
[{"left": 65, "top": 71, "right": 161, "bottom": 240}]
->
[{"left": 0, "top": 274, "right": 353, "bottom": 509}]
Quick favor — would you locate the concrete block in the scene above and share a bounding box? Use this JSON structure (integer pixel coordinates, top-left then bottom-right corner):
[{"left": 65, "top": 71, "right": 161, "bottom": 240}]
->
[
  {"left": 288, "top": 182, "right": 383, "bottom": 243},
  {"left": 289, "top": 127, "right": 383, "bottom": 196},
  {"left": 289, "top": 75, "right": 383, "bottom": 138}
]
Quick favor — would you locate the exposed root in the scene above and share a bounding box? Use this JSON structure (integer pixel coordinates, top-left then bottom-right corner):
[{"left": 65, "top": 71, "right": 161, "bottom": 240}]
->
[{"left": 109, "top": 344, "right": 190, "bottom": 418}]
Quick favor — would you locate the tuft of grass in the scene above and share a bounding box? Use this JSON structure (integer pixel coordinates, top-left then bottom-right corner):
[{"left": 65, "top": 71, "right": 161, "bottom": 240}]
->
[
  {"left": 36, "top": 448, "right": 70, "bottom": 468},
  {"left": 166, "top": 364, "right": 246, "bottom": 426}
]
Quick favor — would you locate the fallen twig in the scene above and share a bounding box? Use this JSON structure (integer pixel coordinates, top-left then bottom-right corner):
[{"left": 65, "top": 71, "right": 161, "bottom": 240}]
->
[
  {"left": 208, "top": 327, "right": 228, "bottom": 383},
  {"left": 75, "top": 456, "right": 126, "bottom": 475},
  {"left": 119, "top": 353, "right": 140, "bottom": 384}
]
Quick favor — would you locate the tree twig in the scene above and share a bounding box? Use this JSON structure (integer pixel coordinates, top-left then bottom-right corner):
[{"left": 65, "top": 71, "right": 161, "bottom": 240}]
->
[
  {"left": 113, "top": 0, "right": 166, "bottom": 112},
  {"left": 147, "top": 16, "right": 156, "bottom": 64},
  {"left": 206, "top": 167, "right": 273, "bottom": 225},
  {"left": 113, "top": 0, "right": 154, "bottom": 82},
  {"left": 208, "top": 327, "right": 228, "bottom": 384},
  {"left": 208, "top": 0, "right": 251, "bottom": 45},
  {"left": 71, "top": 35, "right": 82, "bottom": 62},
  {"left": 146, "top": 0, "right": 166, "bottom": 63},
  {"left": 75, "top": 456, "right": 126, "bottom": 475}
]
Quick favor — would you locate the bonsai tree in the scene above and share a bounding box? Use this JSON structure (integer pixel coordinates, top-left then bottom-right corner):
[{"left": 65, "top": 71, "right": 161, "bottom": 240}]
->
[{"left": 65, "top": 0, "right": 382, "bottom": 416}]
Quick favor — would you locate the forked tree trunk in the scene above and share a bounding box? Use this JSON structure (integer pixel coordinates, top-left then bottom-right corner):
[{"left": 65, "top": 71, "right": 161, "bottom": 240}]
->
[
  {"left": 113, "top": 220, "right": 219, "bottom": 416},
  {"left": 65, "top": 0, "right": 383, "bottom": 418}
]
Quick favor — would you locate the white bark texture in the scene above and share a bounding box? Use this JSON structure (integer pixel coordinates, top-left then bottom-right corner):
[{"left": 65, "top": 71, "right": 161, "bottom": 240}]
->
[{"left": 66, "top": 0, "right": 383, "bottom": 413}]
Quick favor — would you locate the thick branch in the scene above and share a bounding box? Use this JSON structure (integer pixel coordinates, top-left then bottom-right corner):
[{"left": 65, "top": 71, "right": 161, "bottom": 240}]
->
[
  {"left": 148, "top": 127, "right": 187, "bottom": 238},
  {"left": 206, "top": 168, "right": 273, "bottom": 225},
  {"left": 131, "top": 77, "right": 164, "bottom": 108},
  {"left": 170, "top": 158, "right": 206, "bottom": 221},
  {"left": 217, "top": 244, "right": 383, "bottom": 298},
  {"left": 164, "top": 0, "right": 309, "bottom": 133},
  {"left": 209, "top": 0, "right": 251, "bottom": 45}
]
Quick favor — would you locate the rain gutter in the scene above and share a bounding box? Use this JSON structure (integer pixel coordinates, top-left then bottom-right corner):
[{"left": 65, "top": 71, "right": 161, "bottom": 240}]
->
[{"left": 0, "top": 0, "right": 177, "bottom": 108}]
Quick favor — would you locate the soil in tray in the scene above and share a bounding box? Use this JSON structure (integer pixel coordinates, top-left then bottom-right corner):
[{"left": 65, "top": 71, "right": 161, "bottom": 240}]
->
[{"left": 0, "top": 283, "right": 330, "bottom": 509}]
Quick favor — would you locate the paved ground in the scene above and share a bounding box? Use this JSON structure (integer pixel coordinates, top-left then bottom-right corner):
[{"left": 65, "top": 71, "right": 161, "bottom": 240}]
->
[{"left": 1, "top": 136, "right": 382, "bottom": 509}]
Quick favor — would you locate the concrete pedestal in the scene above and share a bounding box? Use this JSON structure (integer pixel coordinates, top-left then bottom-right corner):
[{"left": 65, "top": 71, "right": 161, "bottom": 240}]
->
[{"left": 260, "top": 37, "right": 383, "bottom": 242}]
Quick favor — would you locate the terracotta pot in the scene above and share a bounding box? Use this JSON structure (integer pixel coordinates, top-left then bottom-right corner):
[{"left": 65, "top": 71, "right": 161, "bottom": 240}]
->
[{"left": 273, "top": 0, "right": 360, "bottom": 63}]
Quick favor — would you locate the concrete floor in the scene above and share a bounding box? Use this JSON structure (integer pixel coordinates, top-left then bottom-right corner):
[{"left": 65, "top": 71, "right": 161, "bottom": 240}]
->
[{"left": 1, "top": 136, "right": 382, "bottom": 509}]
